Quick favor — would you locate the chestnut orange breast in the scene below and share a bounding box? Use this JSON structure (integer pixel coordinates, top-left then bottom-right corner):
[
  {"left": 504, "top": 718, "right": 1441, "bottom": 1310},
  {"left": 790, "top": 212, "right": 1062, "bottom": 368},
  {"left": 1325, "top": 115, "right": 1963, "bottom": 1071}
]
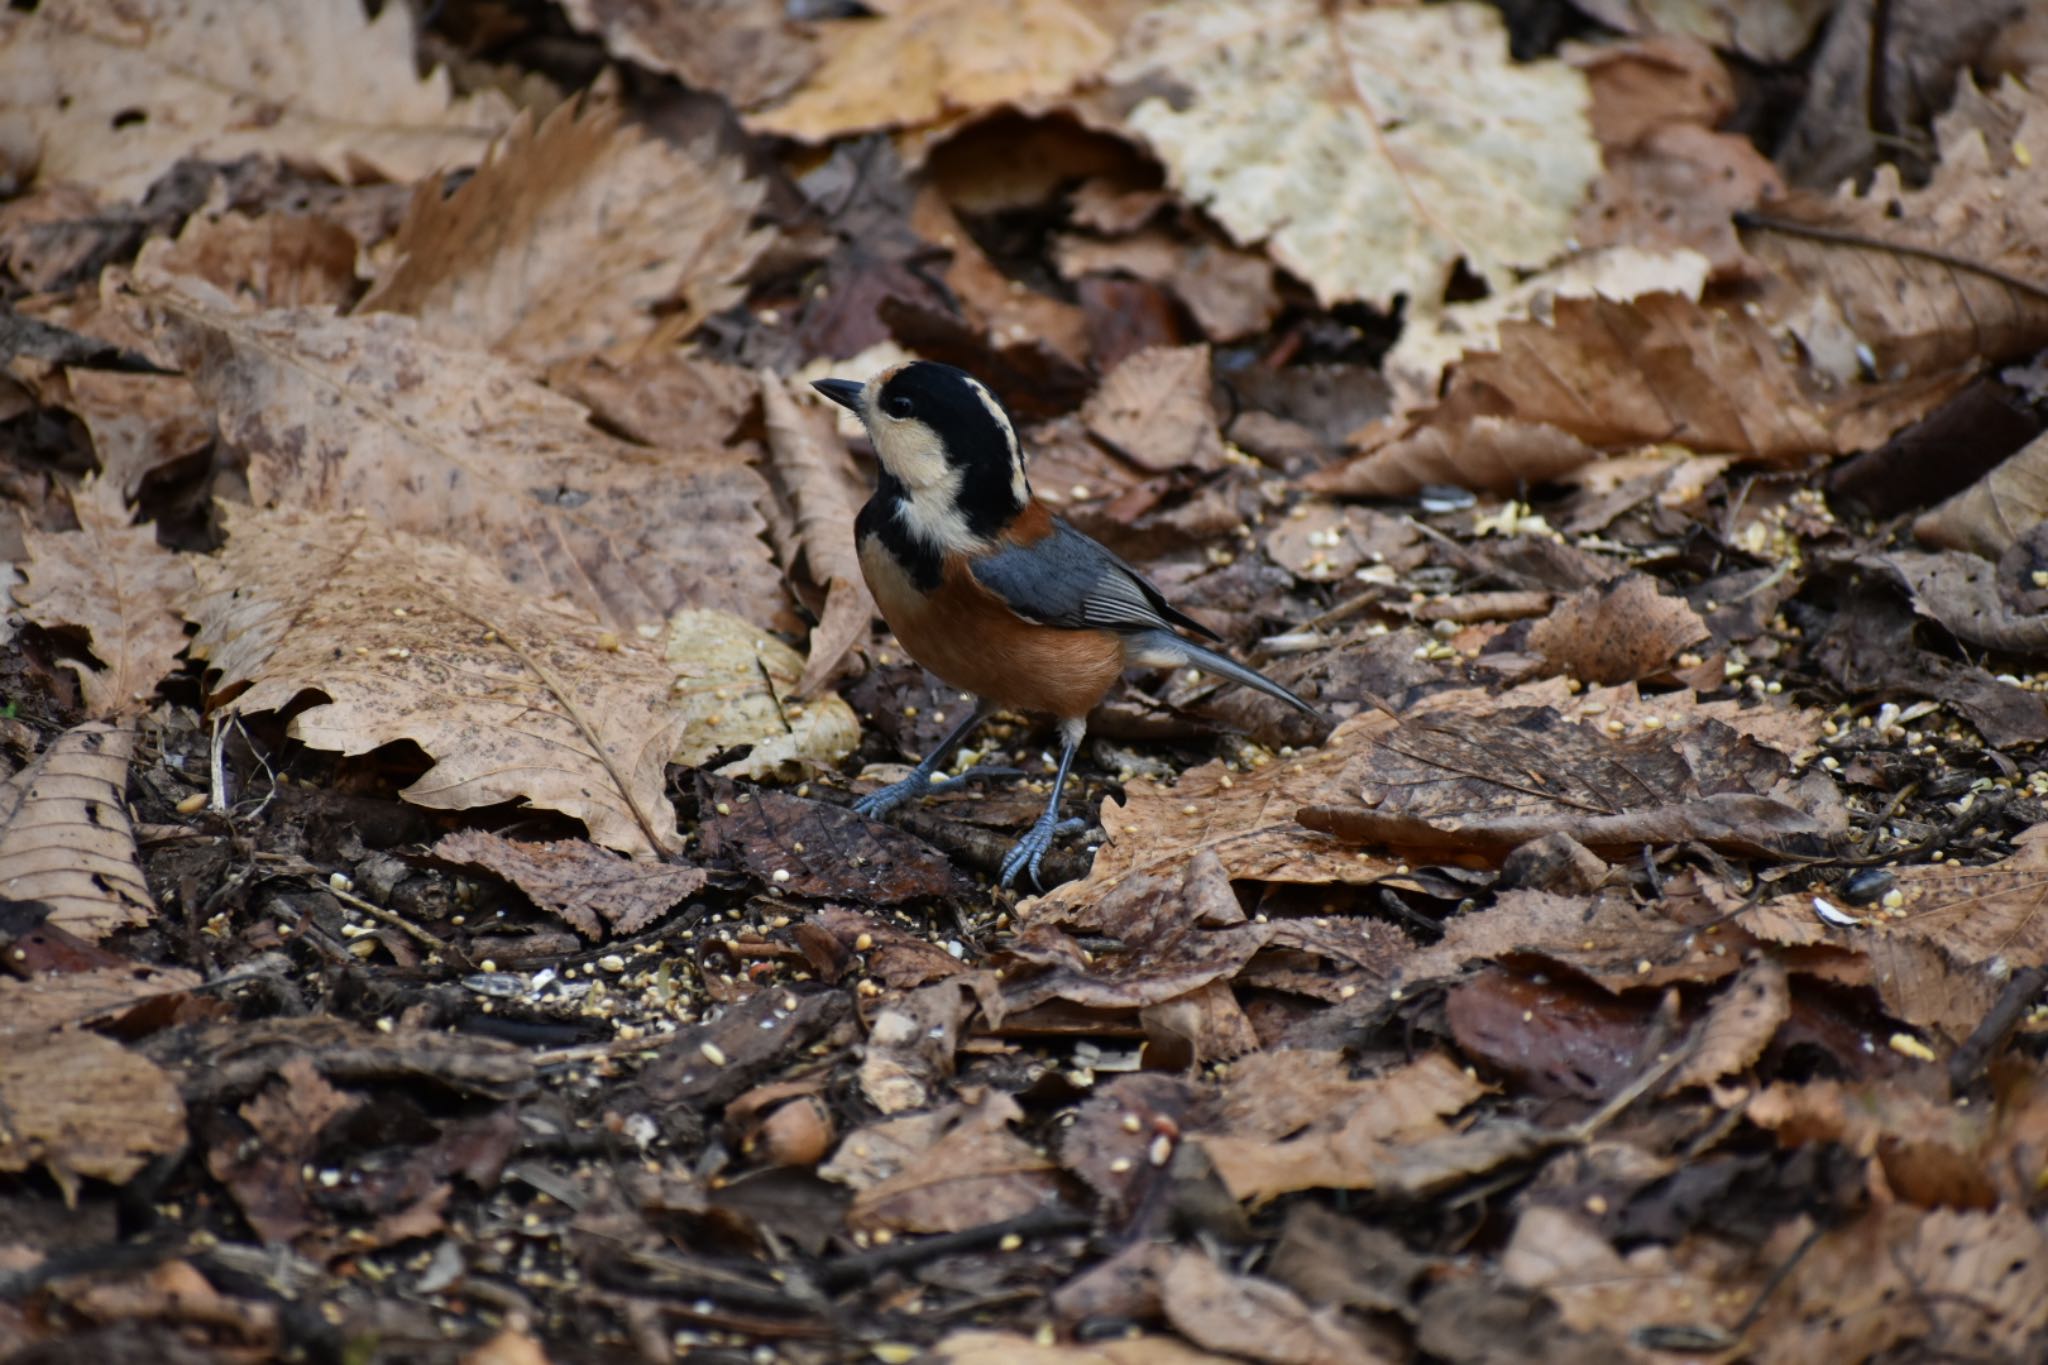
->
[{"left": 859, "top": 533, "right": 1125, "bottom": 720}]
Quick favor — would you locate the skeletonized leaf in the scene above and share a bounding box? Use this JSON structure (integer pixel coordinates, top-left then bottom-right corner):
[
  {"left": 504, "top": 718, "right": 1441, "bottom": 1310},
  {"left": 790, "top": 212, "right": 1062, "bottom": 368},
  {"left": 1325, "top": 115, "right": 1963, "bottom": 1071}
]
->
[
  {"left": 144, "top": 291, "right": 786, "bottom": 634},
  {"left": 189, "top": 508, "right": 686, "bottom": 857},
  {"left": 0, "top": 0, "right": 512, "bottom": 203},
  {"left": 0, "top": 721, "right": 155, "bottom": 939},
  {"left": 360, "top": 99, "right": 772, "bottom": 366},
  {"left": 15, "top": 480, "right": 195, "bottom": 718},
  {"left": 1112, "top": 0, "right": 1599, "bottom": 312}
]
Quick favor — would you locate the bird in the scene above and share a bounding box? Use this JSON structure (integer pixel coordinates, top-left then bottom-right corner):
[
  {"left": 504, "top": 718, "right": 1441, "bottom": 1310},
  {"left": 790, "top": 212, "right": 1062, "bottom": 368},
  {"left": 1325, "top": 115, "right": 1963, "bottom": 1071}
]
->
[{"left": 813, "top": 361, "right": 1324, "bottom": 889}]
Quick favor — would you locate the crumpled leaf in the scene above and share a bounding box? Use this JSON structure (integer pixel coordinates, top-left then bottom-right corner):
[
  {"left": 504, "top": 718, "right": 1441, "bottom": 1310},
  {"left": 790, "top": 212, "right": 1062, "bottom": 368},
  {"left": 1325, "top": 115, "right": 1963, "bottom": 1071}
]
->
[
  {"left": 1113, "top": 0, "right": 1600, "bottom": 312},
  {"left": 0, "top": 0, "right": 511, "bottom": 203},
  {"left": 557, "top": 0, "right": 817, "bottom": 114},
  {"left": 663, "top": 610, "right": 860, "bottom": 778},
  {"left": 1666, "top": 956, "right": 1790, "bottom": 1090},
  {"left": 0, "top": 721, "right": 155, "bottom": 939},
  {"left": 360, "top": 98, "right": 771, "bottom": 366},
  {"left": 823, "top": 1092, "right": 1065, "bottom": 1235},
  {"left": 1568, "top": 0, "right": 1835, "bottom": 64},
  {"left": 1526, "top": 572, "right": 1710, "bottom": 684},
  {"left": 145, "top": 289, "right": 787, "bottom": 634},
  {"left": 748, "top": 0, "right": 1115, "bottom": 143},
  {"left": 761, "top": 376, "right": 876, "bottom": 699},
  {"left": 429, "top": 831, "right": 708, "bottom": 940},
  {"left": 14, "top": 480, "right": 194, "bottom": 718},
  {"left": 1159, "top": 1250, "right": 1383, "bottom": 1365},
  {"left": 1915, "top": 428, "right": 2048, "bottom": 560},
  {"left": 189, "top": 508, "right": 686, "bottom": 857},
  {"left": 1867, "top": 548, "right": 2048, "bottom": 656}
]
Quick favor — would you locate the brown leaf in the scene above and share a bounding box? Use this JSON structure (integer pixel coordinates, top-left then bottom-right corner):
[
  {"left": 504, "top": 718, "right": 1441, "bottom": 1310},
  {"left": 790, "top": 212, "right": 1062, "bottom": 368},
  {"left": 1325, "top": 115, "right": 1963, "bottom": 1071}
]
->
[
  {"left": 1195, "top": 1053, "right": 1488, "bottom": 1204},
  {"left": 761, "top": 376, "right": 876, "bottom": 699},
  {"left": 1314, "top": 292, "right": 1836, "bottom": 497},
  {"left": 0, "top": 0, "right": 512, "bottom": 203},
  {"left": 1746, "top": 1079, "right": 1990, "bottom": 1207},
  {"left": 0, "top": 1028, "right": 186, "bottom": 1196},
  {"left": 859, "top": 980, "right": 975, "bottom": 1114},
  {"left": 660, "top": 609, "right": 859, "bottom": 779},
  {"left": 1298, "top": 702, "right": 1839, "bottom": 863},
  {"left": 0, "top": 964, "right": 199, "bottom": 1033},
  {"left": 359, "top": 98, "right": 770, "bottom": 366},
  {"left": 429, "top": 831, "right": 707, "bottom": 940},
  {"left": 1750, "top": 1206, "right": 2048, "bottom": 1363},
  {"left": 1396, "top": 887, "right": 1739, "bottom": 995},
  {"left": 15, "top": 481, "right": 194, "bottom": 718},
  {"left": 1872, "top": 548, "right": 2048, "bottom": 654},
  {"left": 1526, "top": 573, "right": 1710, "bottom": 685},
  {"left": 1054, "top": 230, "right": 1280, "bottom": 343},
  {"left": 748, "top": 0, "right": 1115, "bottom": 143},
  {"left": 1502, "top": 1205, "right": 1748, "bottom": 1350},
  {"left": 1444, "top": 970, "right": 1650, "bottom": 1101},
  {"left": 1159, "top": 1250, "right": 1388, "bottom": 1365},
  {"left": 145, "top": 290, "right": 786, "bottom": 634},
  {"left": 0, "top": 721, "right": 154, "bottom": 939},
  {"left": 930, "top": 1331, "right": 1236, "bottom": 1364},
  {"left": 1081, "top": 345, "right": 1227, "bottom": 473},
  {"left": 133, "top": 210, "right": 362, "bottom": 313},
  {"left": 827, "top": 1092, "right": 1065, "bottom": 1235},
  {"left": 558, "top": 0, "right": 818, "bottom": 114},
  {"left": 1915, "top": 429, "right": 2048, "bottom": 559},
  {"left": 695, "top": 775, "right": 969, "bottom": 904},
  {"left": 189, "top": 509, "right": 685, "bottom": 857},
  {"left": 1667, "top": 957, "right": 1789, "bottom": 1090},
  {"left": 1754, "top": 74, "right": 2048, "bottom": 393}
]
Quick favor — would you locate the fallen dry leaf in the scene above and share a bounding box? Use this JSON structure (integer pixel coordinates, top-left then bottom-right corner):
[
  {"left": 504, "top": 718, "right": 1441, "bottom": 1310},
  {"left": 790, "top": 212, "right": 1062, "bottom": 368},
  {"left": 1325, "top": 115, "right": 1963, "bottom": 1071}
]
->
[
  {"left": 429, "top": 831, "right": 708, "bottom": 940},
  {"left": 1297, "top": 702, "right": 1840, "bottom": 863},
  {"left": 1526, "top": 572, "right": 1710, "bottom": 685},
  {"left": 1570, "top": 0, "right": 1834, "bottom": 63},
  {"left": 1503, "top": 1204, "right": 1749, "bottom": 1351},
  {"left": 1159, "top": 1249, "right": 1386, "bottom": 1365},
  {"left": 360, "top": 98, "right": 770, "bottom": 366},
  {"left": 695, "top": 776, "right": 968, "bottom": 904},
  {"left": 825, "top": 1091, "right": 1065, "bottom": 1235},
  {"left": 1915, "top": 428, "right": 2048, "bottom": 558},
  {"left": 1195, "top": 1053, "right": 1489, "bottom": 1204},
  {"left": 748, "top": 0, "right": 1115, "bottom": 143},
  {"left": 1081, "top": 345, "right": 1227, "bottom": 473},
  {"left": 1054, "top": 230, "right": 1280, "bottom": 344},
  {"left": 133, "top": 210, "right": 363, "bottom": 314},
  {"left": 760, "top": 376, "right": 875, "bottom": 699},
  {"left": 1666, "top": 956, "right": 1790, "bottom": 1090},
  {"left": 0, "top": 1028, "right": 186, "bottom": 1198},
  {"left": 1750, "top": 1206, "right": 2048, "bottom": 1364},
  {"left": 930, "top": 1332, "right": 1237, "bottom": 1364},
  {"left": 14, "top": 480, "right": 195, "bottom": 718},
  {"left": 558, "top": 0, "right": 818, "bottom": 114},
  {"left": 146, "top": 290, "right": 787, "bottom": 634},
  {"left": 1112, "top": 0, "right": 1599, "bottom": 312},
  {"left": 662, "top": 609, "right": 859, "bottom": 779},
  {"left": 1867, "top": 548, "right": 2048, "bottom": 655},
  {"left": 0, "top": 0, "right": 512, "bottom": 203},
  {"left": 1314, "top": 291, "right": 1835, "bottom": 497},
  {"left": 189, "top": 508, "right": 686, "bottom": 857},
  {"left": 1752, "top": 74, "right": 2048, "bottom": 401},
  {"left": 0, "top": 721, "right": 155, "bottom": 939}
]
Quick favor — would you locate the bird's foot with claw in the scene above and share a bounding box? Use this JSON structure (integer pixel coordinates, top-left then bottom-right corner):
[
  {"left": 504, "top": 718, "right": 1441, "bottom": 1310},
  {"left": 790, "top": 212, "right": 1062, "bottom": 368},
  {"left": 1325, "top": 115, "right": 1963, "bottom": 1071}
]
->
[
  {"left": 999, "top": 816, "right": 1090, "bottom": 890},
  {"left": 853, "top": 764, "right": 1023, "bottom": 819}
]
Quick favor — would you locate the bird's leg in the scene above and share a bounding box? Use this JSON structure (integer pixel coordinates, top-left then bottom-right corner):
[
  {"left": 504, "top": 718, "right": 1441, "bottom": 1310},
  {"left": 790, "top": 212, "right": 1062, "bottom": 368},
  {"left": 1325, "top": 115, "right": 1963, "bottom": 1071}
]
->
[
  {"left": 853, "top": 701, "right": 1017, "bottom": 819},
  {"left": 1000, "top": 717, "right": 1090, "bottom": 890}
]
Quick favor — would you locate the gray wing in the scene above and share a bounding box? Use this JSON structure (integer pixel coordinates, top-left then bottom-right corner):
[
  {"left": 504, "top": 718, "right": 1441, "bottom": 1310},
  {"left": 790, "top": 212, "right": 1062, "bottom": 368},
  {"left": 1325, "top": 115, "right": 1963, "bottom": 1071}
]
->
[{"left": 969, "top": 519, "right": 1220, "bottom": 641}]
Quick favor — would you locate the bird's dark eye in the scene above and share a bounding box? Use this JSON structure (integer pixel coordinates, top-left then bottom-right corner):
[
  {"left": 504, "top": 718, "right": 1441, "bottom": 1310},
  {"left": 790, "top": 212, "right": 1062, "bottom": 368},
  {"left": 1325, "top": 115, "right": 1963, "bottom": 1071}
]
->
[{"left": 882, "top": 394, "right": 914, "bottom": 419}]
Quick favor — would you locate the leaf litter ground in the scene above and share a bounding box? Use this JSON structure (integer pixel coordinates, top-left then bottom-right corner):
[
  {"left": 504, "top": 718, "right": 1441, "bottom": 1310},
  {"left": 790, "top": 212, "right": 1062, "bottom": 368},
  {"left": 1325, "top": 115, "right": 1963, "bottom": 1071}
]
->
[{"left": 7, "top": 2, "right": 2048, "bottom": 1363}]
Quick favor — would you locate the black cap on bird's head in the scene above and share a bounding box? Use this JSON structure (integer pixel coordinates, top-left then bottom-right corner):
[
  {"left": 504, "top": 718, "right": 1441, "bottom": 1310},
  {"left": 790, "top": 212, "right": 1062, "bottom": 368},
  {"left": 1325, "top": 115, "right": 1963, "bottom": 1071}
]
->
[{"left": 814, "top": 362, "right": 1029, "bottom": 546}]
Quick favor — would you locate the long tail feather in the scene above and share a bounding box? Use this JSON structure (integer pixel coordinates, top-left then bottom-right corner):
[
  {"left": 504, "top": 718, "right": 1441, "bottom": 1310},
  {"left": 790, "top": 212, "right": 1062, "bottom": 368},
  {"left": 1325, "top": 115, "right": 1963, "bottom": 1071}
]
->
[{"left": 1127, "top": 629, "right": 1326, "bottom": 724}]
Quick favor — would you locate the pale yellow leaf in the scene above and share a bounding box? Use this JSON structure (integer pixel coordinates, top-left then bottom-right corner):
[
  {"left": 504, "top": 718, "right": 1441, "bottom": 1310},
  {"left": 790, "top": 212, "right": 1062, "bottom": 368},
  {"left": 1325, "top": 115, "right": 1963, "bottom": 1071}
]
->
[{"left": 1113, "top": 0, "right": 1600, "bottom": 312}]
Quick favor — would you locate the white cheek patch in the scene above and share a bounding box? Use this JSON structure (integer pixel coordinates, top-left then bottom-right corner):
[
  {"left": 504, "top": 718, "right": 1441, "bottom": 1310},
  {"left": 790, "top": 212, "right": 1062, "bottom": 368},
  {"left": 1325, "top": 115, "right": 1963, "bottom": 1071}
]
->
[{"left": 871, "top": 413, "right": 983, "bottom": 555}]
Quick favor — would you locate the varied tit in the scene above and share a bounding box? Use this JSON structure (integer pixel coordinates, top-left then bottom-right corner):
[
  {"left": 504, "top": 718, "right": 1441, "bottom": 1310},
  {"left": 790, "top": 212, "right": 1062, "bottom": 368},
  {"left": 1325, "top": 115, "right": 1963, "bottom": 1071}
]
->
[{"left": 813, "top": 361, "right": 1325, "bottom": 889}]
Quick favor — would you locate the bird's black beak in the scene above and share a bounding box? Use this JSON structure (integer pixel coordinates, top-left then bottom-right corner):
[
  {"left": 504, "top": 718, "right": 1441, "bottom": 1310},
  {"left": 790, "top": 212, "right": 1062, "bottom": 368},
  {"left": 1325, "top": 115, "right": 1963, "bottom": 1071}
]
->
[{"left": 812, "top": 378, "right": 863, "bottom": 413}]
